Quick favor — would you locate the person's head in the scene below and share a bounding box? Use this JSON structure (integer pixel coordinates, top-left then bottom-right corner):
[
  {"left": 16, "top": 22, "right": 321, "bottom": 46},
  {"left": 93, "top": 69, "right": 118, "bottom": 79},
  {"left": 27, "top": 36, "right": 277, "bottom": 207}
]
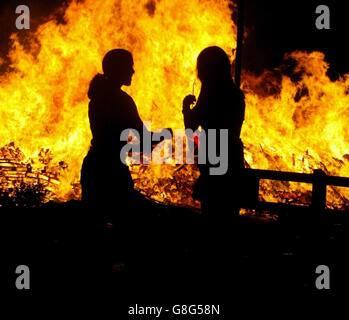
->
[
  {"left": 196, "top": 46, "right": 232, "bottom": 85},
  {"left": 102, "top": 49, "right": 135, "bottom": 86}
]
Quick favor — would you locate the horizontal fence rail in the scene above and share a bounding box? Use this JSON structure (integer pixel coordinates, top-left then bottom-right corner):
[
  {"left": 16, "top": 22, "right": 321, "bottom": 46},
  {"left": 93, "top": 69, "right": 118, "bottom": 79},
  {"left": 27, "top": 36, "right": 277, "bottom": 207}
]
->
[{"left": 240, "top": 168, "right": 349, "bottom": 215}]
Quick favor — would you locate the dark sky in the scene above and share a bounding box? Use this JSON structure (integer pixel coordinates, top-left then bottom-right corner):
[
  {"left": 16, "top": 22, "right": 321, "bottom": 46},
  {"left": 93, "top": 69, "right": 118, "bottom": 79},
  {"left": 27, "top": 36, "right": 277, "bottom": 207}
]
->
[
  {"left": 242, "top": 0, "right": 348, "bottom": 77},
  {"left": 0, "top": 0, "right": 347, "bottom": 77}
]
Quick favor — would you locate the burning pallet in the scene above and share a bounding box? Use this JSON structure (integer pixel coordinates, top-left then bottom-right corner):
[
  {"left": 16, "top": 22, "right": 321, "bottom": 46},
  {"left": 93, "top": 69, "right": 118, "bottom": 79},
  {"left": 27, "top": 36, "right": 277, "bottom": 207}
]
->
[
  {"left": 0, "top": 158, "right": 60, "bottom": 207},
  {"left": 0, "top": 159, "right": 59, "bottom": 186}
]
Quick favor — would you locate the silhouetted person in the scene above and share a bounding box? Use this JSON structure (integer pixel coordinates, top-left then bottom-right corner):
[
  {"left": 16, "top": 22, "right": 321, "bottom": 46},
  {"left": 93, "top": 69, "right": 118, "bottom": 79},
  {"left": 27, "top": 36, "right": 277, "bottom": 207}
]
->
[
  {"left": 182, "top": 46, "right": 245, "bottom": 218},
  {"left": 81, "top": 49, "right": 170, "bottom": 221},
  {"left": 80, "top": 49, "right": 173, "bottom": 276}
]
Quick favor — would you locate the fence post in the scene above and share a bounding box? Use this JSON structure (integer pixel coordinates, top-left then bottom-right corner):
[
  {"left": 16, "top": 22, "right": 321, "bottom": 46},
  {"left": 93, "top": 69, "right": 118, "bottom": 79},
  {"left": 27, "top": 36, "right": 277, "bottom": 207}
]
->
[
  {"left": 242, "top": 169, "right": 259, "bottom": 207},
  {"left": 311, "top": 169, "right": 327, "bottom": 212}
]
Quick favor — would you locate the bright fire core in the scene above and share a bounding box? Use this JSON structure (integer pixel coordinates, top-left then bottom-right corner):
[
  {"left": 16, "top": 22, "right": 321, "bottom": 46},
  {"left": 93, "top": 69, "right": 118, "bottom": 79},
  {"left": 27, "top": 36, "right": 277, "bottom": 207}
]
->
[{"left": 1, "top": 0, "right": 349, "bottom": 209}]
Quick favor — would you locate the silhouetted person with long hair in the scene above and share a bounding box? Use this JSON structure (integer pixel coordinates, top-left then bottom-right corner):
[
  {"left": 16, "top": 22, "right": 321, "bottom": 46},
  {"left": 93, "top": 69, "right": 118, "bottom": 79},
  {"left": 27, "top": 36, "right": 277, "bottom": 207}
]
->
[
  {"left": 80, "top": 49, "right": 173, "bottom": 276},
  {"left": 81, "top": 49, "right": 170, "bottom": 221},
  {"left": 182, "top": 46, "right": 245, "bottom": 218}
]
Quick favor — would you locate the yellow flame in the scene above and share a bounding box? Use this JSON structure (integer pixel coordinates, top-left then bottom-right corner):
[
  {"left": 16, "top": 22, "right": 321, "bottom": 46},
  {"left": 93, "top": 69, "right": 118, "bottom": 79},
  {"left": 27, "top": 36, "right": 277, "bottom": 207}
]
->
[
  {"left": 0, "top": 0, "right": 236, "bottom": 203},
  {"left": 242, "top": 51, "right": 349, "bottom": 207},
  {"left": 1, "top": 0, "right": 349, "bottom": 209}
]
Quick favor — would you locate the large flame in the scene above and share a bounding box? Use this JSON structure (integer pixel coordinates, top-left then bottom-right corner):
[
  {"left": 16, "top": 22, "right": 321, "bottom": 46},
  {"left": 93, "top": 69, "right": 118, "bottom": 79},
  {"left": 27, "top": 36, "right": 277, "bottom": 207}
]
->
[
  {"left": 243, "top": 51, "right": 349, "bottom": 208},
  {"left": 0, "top": 0, "right": 348, "bottom": 209}
]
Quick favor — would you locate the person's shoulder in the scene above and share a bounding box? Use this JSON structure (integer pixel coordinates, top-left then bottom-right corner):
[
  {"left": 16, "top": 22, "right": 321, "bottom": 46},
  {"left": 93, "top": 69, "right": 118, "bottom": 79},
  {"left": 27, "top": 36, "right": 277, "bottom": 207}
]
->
[
  {"left": 119, "top": 89, "right": 132, "bottom": 99},
  {"left": 119, "top": 90, "right": 136, "bottom": 106}
]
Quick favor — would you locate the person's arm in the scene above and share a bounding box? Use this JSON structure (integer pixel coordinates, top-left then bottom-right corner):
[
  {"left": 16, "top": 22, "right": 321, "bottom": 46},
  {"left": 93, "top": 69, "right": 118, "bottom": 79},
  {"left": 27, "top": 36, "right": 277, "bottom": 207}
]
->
[{"left": 127, "top": 97, "right": 172, "bottom": 150}]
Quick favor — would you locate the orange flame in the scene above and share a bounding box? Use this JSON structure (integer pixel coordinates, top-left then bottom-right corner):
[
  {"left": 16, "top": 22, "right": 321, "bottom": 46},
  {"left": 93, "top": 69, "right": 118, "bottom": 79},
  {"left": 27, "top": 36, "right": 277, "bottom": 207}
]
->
[{"left": 0, "top": 0, "right": 348, "bottom": 209}]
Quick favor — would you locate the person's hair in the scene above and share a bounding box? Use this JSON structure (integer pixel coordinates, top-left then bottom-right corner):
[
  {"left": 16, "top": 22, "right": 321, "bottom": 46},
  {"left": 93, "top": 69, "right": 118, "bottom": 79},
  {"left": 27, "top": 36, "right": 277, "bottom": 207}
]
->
[
  {"left": 102, "top": 49, "right": 133, "bottom": 78},
  {"left": 197, "top": 46, "right": 232, "bottom": 84},
  {"left": 88, "top": 49, "right": 133, "bottom": 98}
]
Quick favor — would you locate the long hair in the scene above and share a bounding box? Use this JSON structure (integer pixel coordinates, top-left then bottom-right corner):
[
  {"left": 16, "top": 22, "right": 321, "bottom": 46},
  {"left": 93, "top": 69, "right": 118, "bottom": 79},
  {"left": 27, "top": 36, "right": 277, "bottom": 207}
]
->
[
  {"left": 197, "top": 46, "right": 233, "bottom": 86},
  {"left": 88, "top": 49, "right": 133, "bottom": 99}
]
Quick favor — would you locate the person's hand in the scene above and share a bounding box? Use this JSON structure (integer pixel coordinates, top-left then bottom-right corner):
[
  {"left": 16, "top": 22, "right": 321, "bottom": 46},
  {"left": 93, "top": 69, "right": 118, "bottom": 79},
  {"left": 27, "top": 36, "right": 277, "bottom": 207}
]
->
[{"left": 182, "top": 95, "right": 196, "bottom": 113}]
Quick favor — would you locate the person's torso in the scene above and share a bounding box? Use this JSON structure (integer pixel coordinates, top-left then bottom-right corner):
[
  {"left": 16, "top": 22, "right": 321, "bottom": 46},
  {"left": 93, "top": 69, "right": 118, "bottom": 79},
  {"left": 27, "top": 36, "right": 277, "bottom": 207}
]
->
[
  {"left": 89, "top": 89, "right": 136, "bottom": 154},
  {"left": 196, "top": 85, "right": 245, "bottom": 176}
]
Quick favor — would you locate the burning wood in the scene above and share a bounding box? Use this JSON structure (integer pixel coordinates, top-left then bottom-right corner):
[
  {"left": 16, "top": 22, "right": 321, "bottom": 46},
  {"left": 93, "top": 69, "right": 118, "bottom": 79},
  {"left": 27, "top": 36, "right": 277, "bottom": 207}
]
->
[{"left": 0, "top": 0, "right": 348, "bottom": 210}]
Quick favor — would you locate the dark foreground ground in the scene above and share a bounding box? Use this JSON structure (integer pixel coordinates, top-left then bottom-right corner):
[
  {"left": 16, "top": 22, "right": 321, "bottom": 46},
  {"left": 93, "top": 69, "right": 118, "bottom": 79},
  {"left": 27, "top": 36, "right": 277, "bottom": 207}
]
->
[{"left": 2, "top": 198, "right": 348, "bottom": 313}]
